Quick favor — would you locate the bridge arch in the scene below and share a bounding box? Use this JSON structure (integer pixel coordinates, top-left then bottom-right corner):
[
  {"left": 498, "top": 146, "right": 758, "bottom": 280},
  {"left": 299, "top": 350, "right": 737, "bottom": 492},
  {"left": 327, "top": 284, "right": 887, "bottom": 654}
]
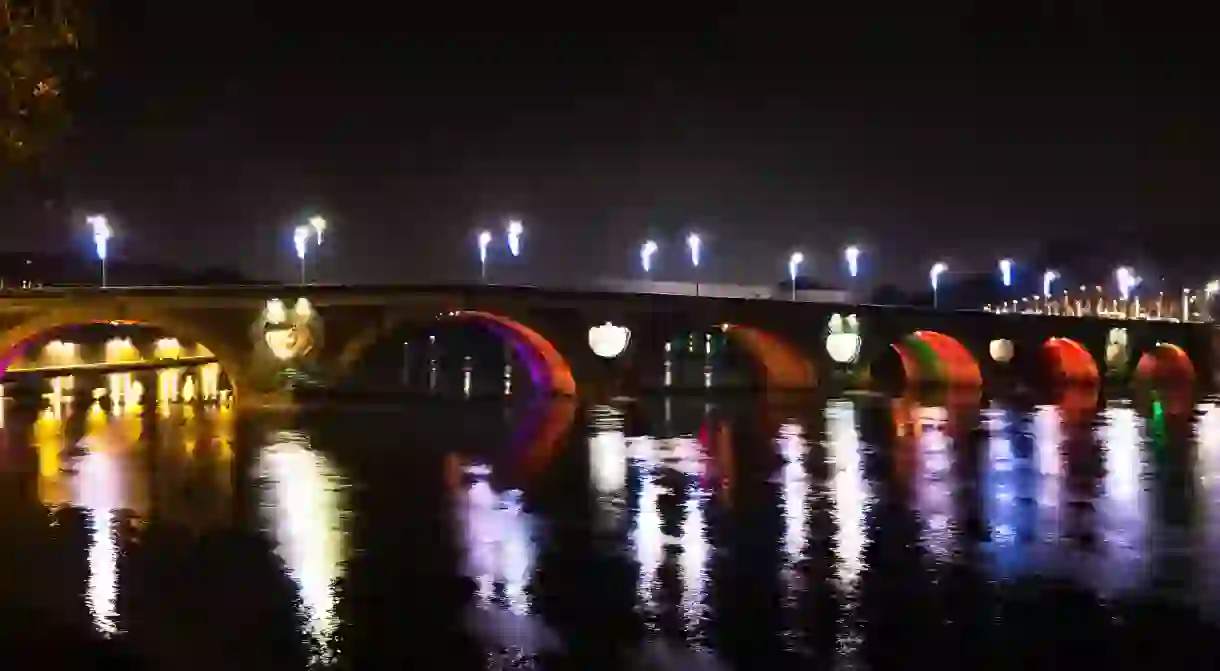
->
[
  {"left": 1042, "top": 337, "right": 1100, "bottom": 384},
  {"left": 721, "top": 324, "right": 816, "bottom": 389},
  {"left": 886, "top": 331, "right": 981, "bottom": 386},
  {"left": 337, "top": 308, "right": 576, "bottom": 396},
  {"left": 0, "top": 306, "right": 253, "bottom": 400},
  {"left": 1134, "top": 342, "right": 1195, "bottom": 386}
]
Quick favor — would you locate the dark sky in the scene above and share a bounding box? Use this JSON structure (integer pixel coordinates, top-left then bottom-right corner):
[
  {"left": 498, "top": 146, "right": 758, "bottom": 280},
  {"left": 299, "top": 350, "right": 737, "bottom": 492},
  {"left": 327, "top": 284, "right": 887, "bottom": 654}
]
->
[{"left": 4, "top": 3, "right": 1217, "bottom": 289}]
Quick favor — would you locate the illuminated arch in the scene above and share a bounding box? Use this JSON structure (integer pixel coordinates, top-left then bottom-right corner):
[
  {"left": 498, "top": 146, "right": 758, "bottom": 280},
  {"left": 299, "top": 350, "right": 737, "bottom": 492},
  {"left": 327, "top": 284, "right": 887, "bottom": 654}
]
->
[
  {"left": 0, "top": 308, "right": 251, "bottom": 400},
  {"left": 1042, "top": 337, "right": 1099, "bottom": 384},
  {"left": 1134, "top": 343, "right": 1195, "bottom": 385},
  {"left": 891, "top": 331, "right": 981, "bottom": 386},
  {"left": 722, "top": 324, "right": 816, "bottom": 389},
  {"left": 449, "top": 310, "right": 576, "bottom": 396}
]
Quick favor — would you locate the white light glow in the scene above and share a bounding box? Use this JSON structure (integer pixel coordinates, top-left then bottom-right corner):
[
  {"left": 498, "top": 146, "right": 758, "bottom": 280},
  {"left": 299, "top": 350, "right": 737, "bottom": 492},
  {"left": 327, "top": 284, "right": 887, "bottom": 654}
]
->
[
  {"left": 478, "top": 230, "right": 492, "bottom": 264},
  {"left": 999, "top": 258, "right": 1013, "bottom": 287},
  {"left": 507, "top": 219, "right": 523, "bottom": 257},
  {"left": 930, "top": 262, "right": 947, "bottom": 290},
  {"left": 309, "top": 215, "right": 327, "bottom": 244},
  {"left": 265, "top": 298, "right": 287, "bottom": 324},
  {"left": 588, "top": 322, "right": 631, "bottom": 359},
  {"left": 686, "top": 233, "right": 701, "bottom": 268},
  {"left": 258, "top": 433, "right": 348, "bottom": 654},
  {"left": 460, "top": 465, "right": 535, "bottom": 614},
  {"left": 788, "top": 251, "right": 804, "bottom": 282},
  {"left": 640, "top": 240, "right": 658, "bottom": 273},
  {"left": 1043, "top": 269, "right": 1059, "bottom": 298},
  {"left": 827, "top": 401, "right": 869, "bottom": 590},
  {"left": 845, "top": 245, "right": 861, "bottom": 278},
  {"left": 293, "top": 225, "right": 310, "bottom": 260}
]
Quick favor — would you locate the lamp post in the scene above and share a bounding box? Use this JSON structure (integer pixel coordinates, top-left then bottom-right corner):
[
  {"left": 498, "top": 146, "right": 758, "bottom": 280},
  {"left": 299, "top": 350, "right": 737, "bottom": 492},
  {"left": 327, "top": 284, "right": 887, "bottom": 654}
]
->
[
  {"left": 507, "top": 219, "right": 523, "bottom": 257},
  {"left": 1116, "top": 266, "right": 1138, "bottom": 301},
  {"left": 930, "top": 262, "right": 947, "bottom": 309},
  {"left": 87, "top": 215, "right": 111, "bottom": 288},
  {"left": 293, "top": 225, "right": 310, "bottom": 284},
  {"left": 1182, "top": 288, "right": 1191, "bottom": 322},
  {"left": 999, "top": 258, "right": 1013, "bottom": 288},
  {"left": 477, "top": 230, "right": 492, "bottom": 283},
  {"left": 309, "top": 215, "right": 327, "bottom": 245},
  {"left": 1206, "top": 280, "right": 1219, "bottom": 321},
  {"left": 640, "top": 240, "right": 658, "bottom": 274},
  {"left": 1042, "top": 270, "right": 1058, "bottom": 313},
  {"left": 687, "top": 233, "right": 702, "bottom": 297},
  {"left": 844, "top": 245, "right": 860, "bottom": 299},
  {"left": 788, "top": 252, "right": 804, "bottom": 301}
]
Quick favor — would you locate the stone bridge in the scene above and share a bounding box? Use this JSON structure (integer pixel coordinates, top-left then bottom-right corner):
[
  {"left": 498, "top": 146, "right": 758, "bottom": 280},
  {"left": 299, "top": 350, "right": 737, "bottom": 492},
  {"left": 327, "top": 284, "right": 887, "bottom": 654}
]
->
[{"left": 0, "top": 285, "right": 1214, "bottom": 405}]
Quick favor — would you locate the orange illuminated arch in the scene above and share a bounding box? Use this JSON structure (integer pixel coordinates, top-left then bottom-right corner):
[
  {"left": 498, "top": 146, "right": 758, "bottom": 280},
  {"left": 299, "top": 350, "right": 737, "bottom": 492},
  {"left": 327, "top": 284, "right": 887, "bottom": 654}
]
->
[
  {"left": 892, "top": 331, "right": 981, "bottom": 386},
  {"left": 1042, "top": 337, "right": 1099, "bottom": 384},
  {"left": 722, "top": 324, "right": 816, "bottom": 389},
  {"left": 1135, "top": 343, "right": 1195, "bottom": 385},
  {"left": 450, "top": 310, "right": 577, "bottom": 396}
]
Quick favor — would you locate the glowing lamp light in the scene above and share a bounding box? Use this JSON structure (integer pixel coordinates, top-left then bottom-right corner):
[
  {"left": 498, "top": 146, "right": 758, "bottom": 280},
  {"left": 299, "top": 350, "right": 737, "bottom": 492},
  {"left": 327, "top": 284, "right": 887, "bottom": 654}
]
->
[
  {"left": 930, "top": 262, "right": 948, "bottom": 289},
  {"left": 293, "top": 225, "right": 310, "bottom": 260},
  {"left": 687, "top": 233, "right": 701, "bottom": 268},
  {"left": 309, "top": 215, "right": 327, "bottom": 244},
  {"left": 989, "top": 339, "right": 1014, "bottom": 363},
  {"left": 294, "top": 297, "right": 312, "bottom": 320},
  {"left": 507, "top": 219, "right": 523, "bottom": 257},
  {"left": 87, "top": 215, "right": 111, "bottom": 260},
  {"left": 1042, "top": 269, "right": 1059, "bottom": 298},
  {"left": 844, "top": 245, "right": 861, "bottom": 279},
  {"left": 1115, "top": 266, "right": 1140, "bottom": 301},
  {"left": 265, "top": 298, "right": 288, "bottom": 324},
  {"left": 826, "top": 313, "right": 862, "bottom": 364},
  {"left": 588, "top": 322, "right": 631, "bottom": 359},
  {"left": 265, "top": 329, "right": 301, "bottom": 361},
  {"left": 640, "top": 240, "right": 658, "bottom": 273},
  {"left": 999, "top": 259, "right": 1012, "bottom": 287}
]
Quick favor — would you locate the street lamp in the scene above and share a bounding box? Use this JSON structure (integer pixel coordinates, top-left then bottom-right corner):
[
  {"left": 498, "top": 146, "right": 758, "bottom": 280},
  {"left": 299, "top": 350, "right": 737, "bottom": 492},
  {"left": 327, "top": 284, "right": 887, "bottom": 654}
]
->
[
  {"left": 1182, "top": 288, "right": 1191, "bottom": 322},
  {"left": 507, "top": 219, "right": 523, "bottom": 257},
  {"left": 930, "top": 262, "right": 947, "bottom": 309},
  {"left": 788, "top": 252, "right": 804, "bottom": 301},
  {"left": 1115, "top": 266, "right": 1139, "bottom": 301},
  {"left": 1042, "top": 269, "right": 1059, "bottom": 313},
  {"left": 687, "top": 233, "right": 702, "bottom": 296},
  {"left": 844, "top": 245, "right": 860, "bottom": 279},
  {"left": 309, "top": 215, "right": 327, "bottom": 244},
  {"left": 477, "top": 230, "right": 492, "bottom": 283},
  {"left": 999, "top": 258, "right": 1013, "bottom": 288},
  {"left": 87, "top": 215, "right": 111, "bottom": 288},
  {"left": 293, "top": 225, "right": 310, "bottom": 284},
  {"left": 640, "top": 240, "right": 658, "bottom": 274}
]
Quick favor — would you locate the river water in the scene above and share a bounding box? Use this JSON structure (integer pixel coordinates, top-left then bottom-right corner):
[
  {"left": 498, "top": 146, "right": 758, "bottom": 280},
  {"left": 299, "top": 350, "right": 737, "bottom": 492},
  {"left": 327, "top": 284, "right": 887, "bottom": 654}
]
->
[{"left": 3, "top": 375, "right": 1220, "bottom": 669}]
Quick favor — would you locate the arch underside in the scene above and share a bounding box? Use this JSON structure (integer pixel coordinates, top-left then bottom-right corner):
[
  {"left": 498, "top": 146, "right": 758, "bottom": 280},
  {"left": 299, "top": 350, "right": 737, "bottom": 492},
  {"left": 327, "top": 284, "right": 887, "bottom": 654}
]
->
[
  {"left": 892, "top": 331, "right": 981, "bottom": 387},
  {"left": 1042, "top": 337, "right": 1100, "bottom": 384},
  {"left": 0, "top": 311, "right": 248, "bottom": 398},
  {"left": 723, "top": 325, "right": 816, "bottom": 389},
  {"left": 1135, "top": 343, "right": 1195, "bottom": 385},
  {"left": 452, "top": 311, "right": 577, "bottom": 396}
]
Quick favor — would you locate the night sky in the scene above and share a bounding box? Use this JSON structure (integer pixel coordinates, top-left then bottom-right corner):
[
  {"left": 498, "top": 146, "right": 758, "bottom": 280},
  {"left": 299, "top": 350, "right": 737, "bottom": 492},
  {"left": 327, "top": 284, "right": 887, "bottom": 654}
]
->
[{"left": 3, "top": 3, "right": 1217, "bottom": 290}]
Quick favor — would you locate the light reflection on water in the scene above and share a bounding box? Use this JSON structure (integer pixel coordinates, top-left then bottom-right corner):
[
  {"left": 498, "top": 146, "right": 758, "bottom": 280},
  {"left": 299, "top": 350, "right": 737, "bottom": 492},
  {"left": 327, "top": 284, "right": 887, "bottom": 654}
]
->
[{"left": 8, "top": 387, "right": 1220, "bottom": 666}]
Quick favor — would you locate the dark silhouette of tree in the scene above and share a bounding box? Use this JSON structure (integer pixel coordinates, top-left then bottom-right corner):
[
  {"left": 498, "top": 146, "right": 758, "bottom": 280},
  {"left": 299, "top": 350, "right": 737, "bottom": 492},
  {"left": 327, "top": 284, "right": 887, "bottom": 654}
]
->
[{"left": 1, "top": 0, "right": 82, "bottom": 163}]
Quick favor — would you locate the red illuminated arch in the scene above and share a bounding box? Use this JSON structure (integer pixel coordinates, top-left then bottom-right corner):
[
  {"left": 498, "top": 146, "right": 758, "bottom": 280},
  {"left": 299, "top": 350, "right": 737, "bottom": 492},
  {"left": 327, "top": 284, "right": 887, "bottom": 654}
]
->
[
  {"left": 1135, "top": 343, "right": 1195, "bottom": 385},
  {"left": 722, "top": 324, "right": 816, "bottom": 389},
  {"left": 892, "top": 331, "right": 981, "bottom": 386},
  {"left": 449, "top": 310, "right": 577, "bottom": 396},
  {"left": 1042, "top": 337, "right": 1099, "bottom": 384}
]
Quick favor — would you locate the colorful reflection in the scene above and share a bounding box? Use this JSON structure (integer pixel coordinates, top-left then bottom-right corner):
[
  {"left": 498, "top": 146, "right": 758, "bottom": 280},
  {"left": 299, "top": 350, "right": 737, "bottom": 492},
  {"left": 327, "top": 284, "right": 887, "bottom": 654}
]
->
[
  {"left": 457, "top": 459, "right": 535, "bottom": 615},
  {"left": 914, "top": 404, "right": 956, "bottom": 561},
  {"left": 892, "top": 331, "right": 982, "bottom": 386},
  {"left": 257, "top": 432, "right": 349, "bottom": 651}
]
